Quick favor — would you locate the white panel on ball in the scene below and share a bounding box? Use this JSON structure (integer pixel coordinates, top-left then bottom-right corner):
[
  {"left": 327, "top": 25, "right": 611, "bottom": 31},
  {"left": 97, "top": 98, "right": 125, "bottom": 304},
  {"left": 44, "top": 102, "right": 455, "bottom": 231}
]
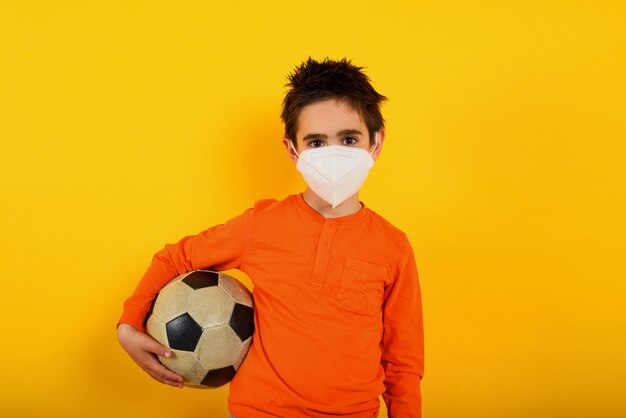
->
[
  {"left": 219, "top": 275, "right": 254, "bottom": 307},
  {"left": 152, "top": 279, "right": 194, "bottom": 322},
  {"left": 146, "top": 315, "right": 168, "bottom": 346},
  {"left": 187, "top": 286, "right": 234, "bottom": 328},
  {"left": 233, "top": 337, "right": 252, "bottom": 370},
  {"left": 196, "top": 325, "right": 244, "bottom": 370},
  {"left": 160, "top": 349, "right": 208, "bottom": 386}
]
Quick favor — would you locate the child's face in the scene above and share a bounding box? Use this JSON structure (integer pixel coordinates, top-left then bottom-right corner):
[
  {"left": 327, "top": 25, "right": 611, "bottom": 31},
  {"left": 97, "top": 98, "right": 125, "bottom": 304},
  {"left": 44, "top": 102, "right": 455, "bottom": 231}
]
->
[{"left": 282, "top": 98, "right": 384, "bottom": 163}]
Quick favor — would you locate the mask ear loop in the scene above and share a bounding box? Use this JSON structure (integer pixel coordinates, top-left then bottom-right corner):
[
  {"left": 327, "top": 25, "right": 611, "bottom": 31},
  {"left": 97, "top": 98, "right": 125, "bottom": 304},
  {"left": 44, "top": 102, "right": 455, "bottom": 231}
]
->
[
  {"left": 289, "top": 140, "right": 301, "bottom": 158},
  {"left": 369, "top": 132, "right": 380, "bottom": 157}
]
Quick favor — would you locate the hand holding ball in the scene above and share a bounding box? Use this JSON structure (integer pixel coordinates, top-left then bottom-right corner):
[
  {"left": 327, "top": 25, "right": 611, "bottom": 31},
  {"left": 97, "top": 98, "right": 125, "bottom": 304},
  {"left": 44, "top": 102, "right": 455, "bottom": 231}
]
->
[{"left": 145, "top": 270, "right": 254, "bottom": 388}]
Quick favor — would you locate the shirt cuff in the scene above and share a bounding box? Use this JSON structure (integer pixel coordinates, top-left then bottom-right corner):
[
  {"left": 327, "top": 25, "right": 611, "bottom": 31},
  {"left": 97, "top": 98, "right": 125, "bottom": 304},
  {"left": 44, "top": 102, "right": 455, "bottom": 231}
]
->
[{"left": 117, "top": 304, "right": 149, "bottom": 332}]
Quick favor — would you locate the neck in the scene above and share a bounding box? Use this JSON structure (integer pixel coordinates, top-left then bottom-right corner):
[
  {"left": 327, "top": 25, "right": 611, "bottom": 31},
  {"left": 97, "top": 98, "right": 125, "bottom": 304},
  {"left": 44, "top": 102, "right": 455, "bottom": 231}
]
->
[{"left": 301, "top": 188, "right": 363, "bottom": 218}]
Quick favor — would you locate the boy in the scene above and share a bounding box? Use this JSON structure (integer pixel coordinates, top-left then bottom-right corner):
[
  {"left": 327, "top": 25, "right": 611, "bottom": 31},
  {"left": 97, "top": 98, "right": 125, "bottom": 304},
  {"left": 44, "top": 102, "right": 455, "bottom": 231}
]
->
[{"left": 117, "top": 57, "right": 424, "bottom": 418}]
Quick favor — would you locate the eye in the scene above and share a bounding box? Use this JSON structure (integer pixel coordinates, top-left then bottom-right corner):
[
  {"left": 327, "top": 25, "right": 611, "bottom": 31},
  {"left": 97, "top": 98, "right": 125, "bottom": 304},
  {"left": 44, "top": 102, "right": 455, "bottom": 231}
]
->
[
  {"left": 342, "top": 136, "right": 358, "bottom": 146},
  {"left": 308, "top": 140, "right": 325, "bottom": 148}
]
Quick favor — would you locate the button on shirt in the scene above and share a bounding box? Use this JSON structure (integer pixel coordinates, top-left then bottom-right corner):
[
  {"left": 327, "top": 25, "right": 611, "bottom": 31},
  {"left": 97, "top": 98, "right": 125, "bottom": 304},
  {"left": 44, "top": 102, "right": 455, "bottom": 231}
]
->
[{"left": 118, "top": 194, "right": 424, "bottom": 417}]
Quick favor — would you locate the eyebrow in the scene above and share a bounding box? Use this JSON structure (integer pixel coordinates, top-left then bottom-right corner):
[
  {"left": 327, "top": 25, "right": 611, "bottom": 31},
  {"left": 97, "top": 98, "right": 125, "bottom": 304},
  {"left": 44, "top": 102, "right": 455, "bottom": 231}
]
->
[{"left": 302, "top": 129, "right": 363, "bottom": 141}]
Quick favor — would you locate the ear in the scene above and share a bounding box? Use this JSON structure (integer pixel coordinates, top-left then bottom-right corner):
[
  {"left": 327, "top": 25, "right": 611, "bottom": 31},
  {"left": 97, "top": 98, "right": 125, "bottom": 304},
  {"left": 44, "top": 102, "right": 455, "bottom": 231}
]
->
[
  {"left": 282, "top": 137, "right": 299, "bottom": 164},
  {"left": 372, "top": 129, "right": 385, "bottom": 161}
]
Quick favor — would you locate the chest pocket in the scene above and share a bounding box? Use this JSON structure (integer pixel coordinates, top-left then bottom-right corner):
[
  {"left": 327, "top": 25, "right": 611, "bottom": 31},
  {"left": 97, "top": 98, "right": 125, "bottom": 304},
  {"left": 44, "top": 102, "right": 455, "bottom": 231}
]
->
[{"left": 335, "top": 257, "right": 387, "bottom": 315}]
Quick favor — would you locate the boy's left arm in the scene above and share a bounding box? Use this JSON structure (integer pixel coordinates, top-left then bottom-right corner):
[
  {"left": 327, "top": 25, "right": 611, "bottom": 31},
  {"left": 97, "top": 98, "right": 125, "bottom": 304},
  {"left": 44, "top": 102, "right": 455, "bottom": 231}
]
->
[{"left": 381, "top": 233, "right": 425, "bottom": 418}]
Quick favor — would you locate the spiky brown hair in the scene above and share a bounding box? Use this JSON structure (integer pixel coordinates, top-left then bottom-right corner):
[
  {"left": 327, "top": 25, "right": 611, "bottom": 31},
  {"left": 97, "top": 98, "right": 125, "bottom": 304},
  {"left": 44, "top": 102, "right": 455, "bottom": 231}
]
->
[{"left": 280, "top": 57, "right": 387, "bottom": 147}]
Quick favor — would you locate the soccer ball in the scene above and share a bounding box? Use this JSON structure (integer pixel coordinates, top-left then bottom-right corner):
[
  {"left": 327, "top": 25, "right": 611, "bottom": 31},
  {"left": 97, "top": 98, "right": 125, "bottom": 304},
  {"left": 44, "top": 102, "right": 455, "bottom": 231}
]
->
[{"left": 145, "top": 269, "right": 254, "bottom": 388}]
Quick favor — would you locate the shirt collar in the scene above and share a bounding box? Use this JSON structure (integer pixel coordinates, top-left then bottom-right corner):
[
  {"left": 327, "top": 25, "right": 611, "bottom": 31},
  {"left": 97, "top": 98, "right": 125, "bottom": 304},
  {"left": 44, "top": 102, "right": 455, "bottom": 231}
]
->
[{"left": 293, "top": 193, "right": 370, "bottom": 224}]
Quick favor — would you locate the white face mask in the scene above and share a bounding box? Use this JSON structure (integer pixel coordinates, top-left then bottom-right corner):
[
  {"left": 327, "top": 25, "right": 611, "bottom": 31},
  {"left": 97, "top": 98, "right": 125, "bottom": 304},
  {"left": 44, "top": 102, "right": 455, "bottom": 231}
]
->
[{"left": 290, "top": 134, "right": 379, "bottom": 209}]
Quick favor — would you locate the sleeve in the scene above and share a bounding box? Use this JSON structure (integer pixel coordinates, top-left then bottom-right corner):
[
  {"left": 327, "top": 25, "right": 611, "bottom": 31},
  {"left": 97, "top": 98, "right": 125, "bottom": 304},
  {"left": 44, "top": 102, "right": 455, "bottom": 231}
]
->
[
  {"left": 116, "top": 205, "right": 255, "bottom": 332},
  {"left": 381, "top": 232, "right": 425, "bottom": 418}
]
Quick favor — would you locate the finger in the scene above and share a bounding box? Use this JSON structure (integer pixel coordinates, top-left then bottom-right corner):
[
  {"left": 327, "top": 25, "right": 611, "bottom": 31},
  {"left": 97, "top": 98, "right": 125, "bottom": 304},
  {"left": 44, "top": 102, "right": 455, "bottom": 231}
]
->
[
  {"left": 151, "top": 359, "right": 185, "bottom": 383},
  {"left": 142, "top": 335, "right": 173, "bottom": 359},
  {"left": 146, "top": 369, "right": 184, "bottom": 388},
  {"left": 141, "top": 352, "right": 184, "bottom": 383}
]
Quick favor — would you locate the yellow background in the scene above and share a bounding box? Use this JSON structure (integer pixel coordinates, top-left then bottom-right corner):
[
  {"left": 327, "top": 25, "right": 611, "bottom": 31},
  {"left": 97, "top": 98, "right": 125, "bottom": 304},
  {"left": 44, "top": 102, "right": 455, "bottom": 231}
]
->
[{"left": 1, "top": 1, "right": 624, "bottom": 417}]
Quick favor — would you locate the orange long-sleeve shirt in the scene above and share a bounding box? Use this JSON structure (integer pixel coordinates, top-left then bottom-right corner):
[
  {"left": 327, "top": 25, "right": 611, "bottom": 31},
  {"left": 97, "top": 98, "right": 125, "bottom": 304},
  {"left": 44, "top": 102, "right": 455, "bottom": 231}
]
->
[{"left": 118, "top": 193, "right": 424, "bottom": 417}]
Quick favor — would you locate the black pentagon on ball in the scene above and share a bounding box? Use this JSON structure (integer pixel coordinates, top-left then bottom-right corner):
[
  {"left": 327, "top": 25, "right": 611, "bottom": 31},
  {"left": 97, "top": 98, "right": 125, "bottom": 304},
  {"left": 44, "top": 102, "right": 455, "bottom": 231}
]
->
[
  {"left": 229, "top": 303, "right": 254, "bottom": 341},
  {"left": 166, "top": 313, "right": 203, "bottom": 352},
  {"left": 182, "top": 270, "right": 219, "bottom": 290},
  {"left": 201, "top": 365, "right": 237, "bottom": 388}
]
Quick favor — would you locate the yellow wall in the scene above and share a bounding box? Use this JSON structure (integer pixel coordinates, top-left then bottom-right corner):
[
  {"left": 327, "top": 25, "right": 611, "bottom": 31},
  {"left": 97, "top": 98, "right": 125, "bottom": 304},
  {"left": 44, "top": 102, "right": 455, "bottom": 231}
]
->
[{"left": 1, "top": 1, "right": 624, "bottom": 417}]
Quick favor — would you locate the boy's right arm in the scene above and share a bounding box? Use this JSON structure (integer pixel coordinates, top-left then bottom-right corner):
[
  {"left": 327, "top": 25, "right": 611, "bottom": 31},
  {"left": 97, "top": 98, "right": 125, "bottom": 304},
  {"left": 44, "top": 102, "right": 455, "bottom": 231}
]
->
[
  {"left": 116, "top": 206, "right": 255, "bottom": 387},
  {"left": 117, "top": 323, "right": 184, "bottom": 388}
]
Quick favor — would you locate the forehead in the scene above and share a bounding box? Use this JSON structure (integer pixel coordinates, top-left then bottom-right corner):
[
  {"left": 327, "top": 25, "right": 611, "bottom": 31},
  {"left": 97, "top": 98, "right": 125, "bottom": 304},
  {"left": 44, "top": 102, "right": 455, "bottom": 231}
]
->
[{"left": 296, "top": 98, "right": 366, "bottom": 138}]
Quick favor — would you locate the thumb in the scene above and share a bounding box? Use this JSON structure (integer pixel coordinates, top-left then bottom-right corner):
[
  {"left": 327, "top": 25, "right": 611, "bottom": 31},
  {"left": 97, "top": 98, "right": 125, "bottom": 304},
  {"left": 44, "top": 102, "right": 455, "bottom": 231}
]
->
[{"left": 143, "top": 335, "right": 173, "bottom": 359}]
